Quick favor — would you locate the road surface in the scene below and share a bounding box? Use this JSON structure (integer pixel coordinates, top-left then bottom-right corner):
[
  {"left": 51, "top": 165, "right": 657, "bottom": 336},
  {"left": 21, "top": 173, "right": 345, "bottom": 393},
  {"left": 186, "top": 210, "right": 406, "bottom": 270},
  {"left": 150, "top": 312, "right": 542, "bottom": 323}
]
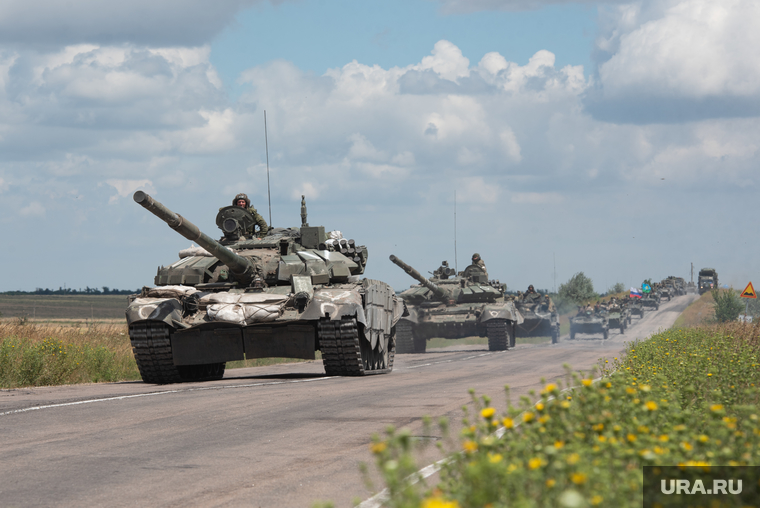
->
[{"left": 0, "top": 294, "right": 697, "bottom": 507}]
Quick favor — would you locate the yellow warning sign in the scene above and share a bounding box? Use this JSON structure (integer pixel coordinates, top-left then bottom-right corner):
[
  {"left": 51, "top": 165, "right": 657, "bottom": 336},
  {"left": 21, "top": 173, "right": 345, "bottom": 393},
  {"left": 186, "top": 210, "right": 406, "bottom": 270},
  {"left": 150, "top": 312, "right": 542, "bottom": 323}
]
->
[{"left": 741, "top": 282, "right": 757, "bottom": 299}]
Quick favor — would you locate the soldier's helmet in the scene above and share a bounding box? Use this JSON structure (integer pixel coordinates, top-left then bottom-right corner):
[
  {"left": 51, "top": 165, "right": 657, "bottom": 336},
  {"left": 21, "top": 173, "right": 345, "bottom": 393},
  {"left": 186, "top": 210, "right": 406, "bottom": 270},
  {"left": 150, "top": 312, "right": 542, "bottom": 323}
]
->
[
  {"left": 233, "top": 193, "right": 251, "bottom": 208},
  {"left": 472, "top": 253, "right": 481, "bottom": 261},
  {"left": 528, "top": 285, "right": 534, "bottom": 292}
]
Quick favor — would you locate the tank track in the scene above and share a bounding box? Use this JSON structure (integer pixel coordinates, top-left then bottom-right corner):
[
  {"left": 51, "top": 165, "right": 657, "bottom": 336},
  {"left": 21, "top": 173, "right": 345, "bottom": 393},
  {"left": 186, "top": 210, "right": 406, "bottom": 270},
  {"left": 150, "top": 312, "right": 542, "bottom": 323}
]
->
[
  {"left": 486, "top": 319, "right": 510, "bottom": 351},
  {"left": 129, "top": 322, "right": 226, "bottom": 384},
  {"left": 319, "top": 317, "right": 393, "bottom": 376},
  {"left": 129, "top": 322, "right": 183, "bottom": 384},
  {"left": 395, "top": 320, "right": 415, "bottom": 354}
]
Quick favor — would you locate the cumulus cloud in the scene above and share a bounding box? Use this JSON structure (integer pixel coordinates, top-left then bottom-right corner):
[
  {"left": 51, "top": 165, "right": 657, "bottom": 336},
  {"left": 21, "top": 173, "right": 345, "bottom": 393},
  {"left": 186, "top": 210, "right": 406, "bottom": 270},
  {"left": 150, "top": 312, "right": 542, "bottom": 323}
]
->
[
  {"left": 588, "top": 0, "right": 760, "bottom": 122},
  {"left": 0, "top": 0, "right": 280, "bottom": 47},
  {"left": 106, "top": 179, "right": 155, "bottom": 204}
]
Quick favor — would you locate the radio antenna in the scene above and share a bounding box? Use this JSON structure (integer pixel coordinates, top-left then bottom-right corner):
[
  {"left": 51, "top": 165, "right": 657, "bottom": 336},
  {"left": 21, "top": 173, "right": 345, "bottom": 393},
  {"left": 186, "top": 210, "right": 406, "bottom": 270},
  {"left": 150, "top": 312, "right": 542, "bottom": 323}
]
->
[
  {"left": 264, "top": 110, "right": 272, "bottom": 226},
  {"left": 454, "top": 190, "right": 458, "bottom": 273}
]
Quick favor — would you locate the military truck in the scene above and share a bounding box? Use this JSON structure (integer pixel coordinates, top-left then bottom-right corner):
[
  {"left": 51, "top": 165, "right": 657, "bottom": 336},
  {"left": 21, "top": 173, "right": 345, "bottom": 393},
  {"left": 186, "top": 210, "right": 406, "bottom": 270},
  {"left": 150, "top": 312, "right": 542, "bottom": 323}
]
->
[
  {"left": 569, "top": 307, "right": 609, "bottom": 340},
  {"left": 657, "top": 282, "right": 673, "bottom": 302},
  {"left": 514, "top": 292, "right": 560, "bottom": 344},
  {"left": 390, "top": 255, "right": 523, "bottom": 353},
  {"left": 698, "top": 268, "right": 718, "bottom": 295},
  {"left": 125, "top": 191, "right": 403, "bottom": 384}
]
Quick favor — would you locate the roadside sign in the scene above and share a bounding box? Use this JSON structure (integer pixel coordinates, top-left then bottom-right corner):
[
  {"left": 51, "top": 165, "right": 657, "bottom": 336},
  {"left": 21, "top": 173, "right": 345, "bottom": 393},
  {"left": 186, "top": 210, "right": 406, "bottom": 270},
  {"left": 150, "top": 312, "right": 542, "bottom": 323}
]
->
[{"left": 741, "top": 282, "right": 757, "bottom": 299}]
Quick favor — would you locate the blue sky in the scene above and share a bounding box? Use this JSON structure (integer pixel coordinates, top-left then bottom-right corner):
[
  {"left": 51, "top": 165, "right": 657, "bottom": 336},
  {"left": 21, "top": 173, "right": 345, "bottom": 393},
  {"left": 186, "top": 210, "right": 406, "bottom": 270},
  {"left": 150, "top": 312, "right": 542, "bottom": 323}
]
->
[
  {"left": 0, "top": 0, "right": 758, "bottom": 294},
  {"left": 210, "top": 0, "right": 597, "bottom": 97}
]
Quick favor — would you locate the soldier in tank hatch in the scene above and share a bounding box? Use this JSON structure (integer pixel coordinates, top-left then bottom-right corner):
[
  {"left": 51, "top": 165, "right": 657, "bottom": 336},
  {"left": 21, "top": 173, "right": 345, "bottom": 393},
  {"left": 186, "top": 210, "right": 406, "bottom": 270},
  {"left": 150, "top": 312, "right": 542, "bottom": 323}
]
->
[
  {"left": 523, "top": 284, "right": 541, "bottom": 303},
  {"left": 231, "top": 193, "right": 269, "bottom": 237},
  {"left": 471, "top": 253, "right": 488, "bottom": 278}
]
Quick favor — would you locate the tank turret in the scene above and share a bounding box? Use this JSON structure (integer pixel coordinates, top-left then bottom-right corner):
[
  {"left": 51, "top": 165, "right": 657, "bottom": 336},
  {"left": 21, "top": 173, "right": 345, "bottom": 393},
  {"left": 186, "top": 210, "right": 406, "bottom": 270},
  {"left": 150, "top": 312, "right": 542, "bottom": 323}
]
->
[
  {"left": 134, "top": 191, "right": 256, "bottom": 284},
  {"left": 389, "top": 255, "right": 448, "bottom": 301}
]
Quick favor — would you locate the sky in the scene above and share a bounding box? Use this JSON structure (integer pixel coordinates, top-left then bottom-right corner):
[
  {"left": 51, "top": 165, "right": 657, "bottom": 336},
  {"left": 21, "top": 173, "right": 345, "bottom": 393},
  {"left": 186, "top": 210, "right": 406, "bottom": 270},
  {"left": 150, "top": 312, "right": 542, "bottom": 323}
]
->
[{"left": 0, "top": 0, "right": 758, "bottom": 294}]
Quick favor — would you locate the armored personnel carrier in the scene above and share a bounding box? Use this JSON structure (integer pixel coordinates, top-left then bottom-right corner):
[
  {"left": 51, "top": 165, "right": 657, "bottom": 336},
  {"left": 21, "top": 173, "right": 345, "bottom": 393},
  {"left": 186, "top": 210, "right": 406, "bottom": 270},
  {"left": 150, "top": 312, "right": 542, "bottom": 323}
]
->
[
  {"left": 658, "top": 281, "right": 673, "bottom": 302},
  {"left": 606, "top": 299, "right": 628, "bottom": 334},
  {"left": 641, "top": 291, "right": 660, "bottom": 311},
  {"left": 569, "top": 307, "right": 609, "bottom": 340},
  {"left": 125, "top": 191, "right": 403, "bottom": 384},
  {"left": 515, "top": 292, "right": 560, "bottom": 344},
  {"left": 628, "top": 296, "right": 644, "bottom": 319},
  {"left": 390, "top": 255, "right": 523, "bottom": 353}
]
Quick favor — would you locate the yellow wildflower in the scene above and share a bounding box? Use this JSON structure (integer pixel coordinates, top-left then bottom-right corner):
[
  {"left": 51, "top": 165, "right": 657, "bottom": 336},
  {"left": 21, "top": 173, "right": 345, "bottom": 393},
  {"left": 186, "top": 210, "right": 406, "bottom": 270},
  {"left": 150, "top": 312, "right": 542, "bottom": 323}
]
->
[
  {"left": 710, "top": 404, "right": 724, "bottom": 412},
  {"left": 582, "top": 379, "right": 593, "bottom": 387},
  {"left": 591, "top": 495, "right": 603, "bottom": 506},
  {"left": 463, "top": 440, "right": 478, "bottom": 453},
  {"left": 481, "top": 407, "right": 496, "bottom": 419},
  {"left": 488, "top": 453, "right": 503, "bottom": 464},
  {"left": 571, "top": 472, "right": 588, "bottom": 485},
  {"left": 546, "top": 479, "right": 556, "bottom": 488},
  {"left": 422, "top": 497, "right": 460, "bottom": 508},
  {"left": 627, "top": 433, "right": 637, "bottom": 442},
  {"left": 645, "top": 401, "right": 658, "bottom": 411},
  {"left": 554, "top": 440, "right": 565, "bottom": 449},
  {"left": 528, "top": 457, "right": 543, "bottom": 470},
  {"left": 543, "top": 383, "right": 558, "bottom": 393},
  {"left": 370, "top": 442, "right": 387, "bottom": 454},
  {"left": 502, "top": 417, "right": 514, "bottom": 429},
  {"left": 536, "top": 402, "right": 545, "bottom": 411},
  {"left": 567, "top": 453, "right": 580, "bottom": 465},
  {"left": 523, "top": 412, "right": 535, "bottom": 423}
]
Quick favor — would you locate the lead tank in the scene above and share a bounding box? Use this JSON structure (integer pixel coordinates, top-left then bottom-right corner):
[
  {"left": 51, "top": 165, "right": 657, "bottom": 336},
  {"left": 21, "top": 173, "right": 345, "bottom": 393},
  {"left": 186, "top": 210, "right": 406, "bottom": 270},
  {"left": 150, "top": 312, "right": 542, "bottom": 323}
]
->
[
  {"left": 390, "top": 255, "right": 523, "bottom": 353},
  {"left": 126, "top": 191, "right": 403, "bottom": 384}
]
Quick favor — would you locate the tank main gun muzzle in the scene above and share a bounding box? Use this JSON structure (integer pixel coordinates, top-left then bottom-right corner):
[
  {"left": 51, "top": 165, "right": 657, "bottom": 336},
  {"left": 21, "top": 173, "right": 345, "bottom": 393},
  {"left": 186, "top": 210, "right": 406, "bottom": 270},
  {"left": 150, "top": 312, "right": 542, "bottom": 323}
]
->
[
  {"left": 134, "top": 191, "right": 255, "bottom": 284},
  {"left": 389, "top": 254, "right": 448, "bottom": 302}
]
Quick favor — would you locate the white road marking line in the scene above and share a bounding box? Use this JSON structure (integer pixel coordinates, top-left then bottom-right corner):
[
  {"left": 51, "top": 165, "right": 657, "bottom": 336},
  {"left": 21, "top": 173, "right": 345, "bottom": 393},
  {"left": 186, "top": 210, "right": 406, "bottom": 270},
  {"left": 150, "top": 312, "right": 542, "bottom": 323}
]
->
[
  {"left": 403, "top": 351, "right": 499, "bottom": 369},
  {"left": 0, "top": 376, "right": 338, "bottom": 417}
]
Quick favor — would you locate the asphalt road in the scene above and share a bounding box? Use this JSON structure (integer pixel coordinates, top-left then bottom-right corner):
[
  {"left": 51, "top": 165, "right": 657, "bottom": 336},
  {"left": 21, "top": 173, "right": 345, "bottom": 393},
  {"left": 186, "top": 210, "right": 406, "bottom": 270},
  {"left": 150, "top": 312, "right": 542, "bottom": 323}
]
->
[{"left": 0, "top": 294, "right": 698, "bottom": 508}]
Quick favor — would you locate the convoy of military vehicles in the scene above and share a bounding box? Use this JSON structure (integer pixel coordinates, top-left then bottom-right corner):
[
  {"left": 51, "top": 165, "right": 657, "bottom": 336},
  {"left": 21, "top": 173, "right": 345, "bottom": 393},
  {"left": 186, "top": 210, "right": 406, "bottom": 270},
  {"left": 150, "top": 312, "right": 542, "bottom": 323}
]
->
[{"left": 123, "top": 189, "right": 700, "bottom": 383}]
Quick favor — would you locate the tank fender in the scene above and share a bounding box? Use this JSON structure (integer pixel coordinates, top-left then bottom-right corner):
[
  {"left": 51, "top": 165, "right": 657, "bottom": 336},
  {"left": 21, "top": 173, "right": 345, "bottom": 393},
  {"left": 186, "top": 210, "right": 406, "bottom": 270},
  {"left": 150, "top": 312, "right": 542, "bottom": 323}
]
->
[
  {"left": 400, "top": 305, "right": 419, "bottom": 325},
  {"left": 301, "top": 288, "right": 368, "bottom": 328},
  {"left": 363, "top": 281, "right": 404, "bottom": 352},
  {"left": 479, "top": 302, "right": 524, "bottom": 325},
  {"left": 125, "top": 297, "right": 183, "bottom": 327}
]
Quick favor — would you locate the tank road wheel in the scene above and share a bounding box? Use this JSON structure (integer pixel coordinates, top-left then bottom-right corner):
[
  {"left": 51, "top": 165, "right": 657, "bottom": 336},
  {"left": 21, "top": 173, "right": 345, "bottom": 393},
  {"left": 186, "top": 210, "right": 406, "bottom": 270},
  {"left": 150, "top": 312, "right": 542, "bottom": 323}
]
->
[
  {"left": 551, "top": 325, "right": 559, "bottom": 344},
  {"left": 319, "top": 317, "right": 393, "bottom": 376},
  {"left": 486, "top": 319, "right": 509, "bottom": 351},
  {"left": 129, "top": 322, "right": 182, "bottom": 384},
  {"left": 395, "top": 321, "right": 415, "bottom": 354}
]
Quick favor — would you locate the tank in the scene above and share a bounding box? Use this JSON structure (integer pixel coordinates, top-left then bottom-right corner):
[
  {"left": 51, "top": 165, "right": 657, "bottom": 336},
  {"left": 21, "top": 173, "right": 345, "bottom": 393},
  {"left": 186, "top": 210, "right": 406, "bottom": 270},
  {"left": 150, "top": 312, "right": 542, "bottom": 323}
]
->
[
  {"left": 569, "top": 307, "right": 609, "bottom": 340},
  {"left": 125, "top": 191, "right": 404, "bottom": 384},
  {"left": 514, "top": 292, "right": 560, "bottom": 344},
  {"left": 389, "top": 255, "right": 523, "bottom": 353}
]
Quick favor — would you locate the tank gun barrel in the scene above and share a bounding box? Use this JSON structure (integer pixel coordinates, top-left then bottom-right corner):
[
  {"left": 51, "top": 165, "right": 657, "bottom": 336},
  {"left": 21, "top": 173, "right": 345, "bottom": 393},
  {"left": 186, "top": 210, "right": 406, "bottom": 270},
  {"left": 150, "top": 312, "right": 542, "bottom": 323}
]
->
[
  {"left": 389, "top": 254, "right": 448, "bottom": 301},
  {"left": 134, "top": 191, "right": 255, "bottom": 282}
]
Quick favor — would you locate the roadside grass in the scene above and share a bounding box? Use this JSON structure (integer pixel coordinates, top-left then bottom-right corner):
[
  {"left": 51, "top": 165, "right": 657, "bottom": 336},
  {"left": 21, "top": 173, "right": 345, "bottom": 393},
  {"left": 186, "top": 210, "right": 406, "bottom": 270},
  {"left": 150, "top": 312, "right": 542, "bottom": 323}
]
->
[
  {"left": 0, "top": 294, "right": 128, "bottom": 320},
  {"left": 363, "top": 321, "right": 760, "bottom": 508},
  {"left": 672, "top": 291, "right": 716, "bottom": 328},
  {"left": 0, "top": 321, "right": 140, "bottom": 388}
]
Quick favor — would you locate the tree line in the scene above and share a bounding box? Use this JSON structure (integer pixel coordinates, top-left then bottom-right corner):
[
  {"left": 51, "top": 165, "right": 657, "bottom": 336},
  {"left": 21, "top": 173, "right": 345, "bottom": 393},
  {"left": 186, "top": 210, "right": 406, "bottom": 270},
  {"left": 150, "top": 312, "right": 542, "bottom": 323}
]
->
[{"left": 1, "top": 287, "right": 138, "bottom": 296}]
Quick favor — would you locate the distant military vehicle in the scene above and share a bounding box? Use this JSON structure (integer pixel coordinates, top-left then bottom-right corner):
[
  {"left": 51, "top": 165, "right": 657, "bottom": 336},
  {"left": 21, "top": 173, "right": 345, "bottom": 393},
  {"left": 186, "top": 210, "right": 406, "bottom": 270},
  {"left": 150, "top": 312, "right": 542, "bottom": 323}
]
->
[
  {"left": 698, "top": 268, "right": 718, "bottom": 295},
  {"left": 641, "top": 291, "right": 661, "bottom": 311},
  {"left": 658, "top": 281, "right": 673, "bottom": 301},
  {"left": 126, "top": 191, "right": 403, "bottom": 384},
  {"left": 390, "top": 255, "right": 523, "bottom": 353},
  {"left": 514, "top": 291, "right": 560, "bottom": 344},
  {"left": 569, "top": 307, "right": 609, "bottom": 340},
  {"left": 606, "top": 299, "right": 628, "bottom": 334},
  {"left": 628, "top": 296, "right": 645, "bottom": 319}
]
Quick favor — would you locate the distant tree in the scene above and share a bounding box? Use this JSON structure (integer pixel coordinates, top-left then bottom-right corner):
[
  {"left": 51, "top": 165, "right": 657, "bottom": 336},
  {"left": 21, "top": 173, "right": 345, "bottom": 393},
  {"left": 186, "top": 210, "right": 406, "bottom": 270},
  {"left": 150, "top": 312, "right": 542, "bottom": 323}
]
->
[
  {"left": 609, "top": 282, "right": 626, "bottom": 294},
  {"left": 643, "top": 279, "right": 652, "bottom": 287},
  {"left": 712, "top": 288, "right": 744, "bottom": 323},
  {"left": 558, "top": 272, "right": 597, "bottom": 304}
]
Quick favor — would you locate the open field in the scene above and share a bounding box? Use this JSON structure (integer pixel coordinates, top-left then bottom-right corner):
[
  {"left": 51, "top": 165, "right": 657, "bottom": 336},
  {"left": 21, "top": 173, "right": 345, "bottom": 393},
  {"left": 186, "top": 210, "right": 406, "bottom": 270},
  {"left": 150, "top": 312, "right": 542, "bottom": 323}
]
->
[
  {"left": 672, "top": 290, "right": 715, "bottom": 328},
  {"left": 0, "top": 295, "right": 129, "bottom": 321}
]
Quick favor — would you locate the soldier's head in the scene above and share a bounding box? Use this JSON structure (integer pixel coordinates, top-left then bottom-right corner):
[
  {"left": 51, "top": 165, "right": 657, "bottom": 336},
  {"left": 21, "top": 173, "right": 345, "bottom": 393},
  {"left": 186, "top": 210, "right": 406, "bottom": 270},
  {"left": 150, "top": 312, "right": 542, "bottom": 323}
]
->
[
  {"left": 528, "top": 285, "right": 535, "bottom": 293},
  {"left": 233, "top": 193, "right": 250, "bottom": 208},
  {"left": 472, "top": 253, "right": 481, "bottom": 262}
]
